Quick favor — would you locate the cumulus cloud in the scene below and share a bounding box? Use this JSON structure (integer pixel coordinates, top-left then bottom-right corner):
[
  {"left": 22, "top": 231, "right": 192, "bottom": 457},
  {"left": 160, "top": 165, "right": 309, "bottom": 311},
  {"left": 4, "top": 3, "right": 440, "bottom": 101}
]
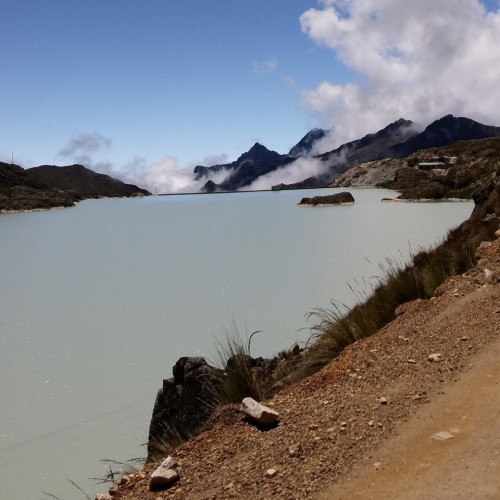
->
[
  {"left": 299, "top": 0, "right": 500, "bottom": 148},
  {"left": 253, "top": 56, "right": 278, "bottom": 77},
  {"left": 58, "top": 131, "right": 234, "bottom": 193}
]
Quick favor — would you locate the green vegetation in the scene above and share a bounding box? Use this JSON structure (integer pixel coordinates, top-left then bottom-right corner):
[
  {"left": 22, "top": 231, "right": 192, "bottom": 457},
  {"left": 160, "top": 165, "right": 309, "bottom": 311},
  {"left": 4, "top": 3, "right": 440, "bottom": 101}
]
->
[{"left": 212, "top": 327, "right": 267, "bottom": 404}]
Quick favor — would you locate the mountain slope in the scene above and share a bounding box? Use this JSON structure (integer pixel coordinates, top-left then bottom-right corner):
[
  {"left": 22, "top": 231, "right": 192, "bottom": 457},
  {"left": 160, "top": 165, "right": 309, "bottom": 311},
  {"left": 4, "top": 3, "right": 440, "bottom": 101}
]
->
[
  {"left": 388, "top": 114, "right": 500, "bottom": 158},
  {"left": 0, "top": 161, "right": 80, "bottom": 211},
  {"left": 28, "top": 164, "right": 150, "bottom": 198},
  {"left": 200, "top": 143, "right": 294, "bottom": 192}
]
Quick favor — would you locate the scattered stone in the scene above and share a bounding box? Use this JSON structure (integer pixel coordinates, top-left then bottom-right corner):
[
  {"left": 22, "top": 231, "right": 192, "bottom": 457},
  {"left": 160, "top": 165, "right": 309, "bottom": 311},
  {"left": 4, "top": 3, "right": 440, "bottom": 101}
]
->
[
  {"left": 289, "top": 443, "right": 302, "bottom": 457},
  {"left": 150, "top": 456, "right": 179, "bottom": 491},
  {"left": 460, "top": 336, "right": 469, "bottom": 341},
  {"left": 373, "top": 462, "right": 382, "bottom": 470},
  {"left": 309, "top": 423, "right": 319, "bottom": 430},
  {"left": 241, "top": 397, "right": 279, "bottom": 425},
  {"left": 265, "top": 468, "right": 277, "bottom": 478},
  {"left": 431, "top": 431, "right": 455, "bottom": 441},
  {"left": 341, "top": 421, "right": 348, "bottom": 427},
  {"left": 407, "top": 358, "right": 417, "bottom": 364},
  {"left": 428, "top": 353, "right": 442, "bottom": 362},
  {"left": 225, "top": 482, "right": 235, "bottom": 490},
  {"left": 368, "top": 420, "right": 375, "bottom": 427},
  {"left": 484, "top": 268, "right": 497, "bottom": 283},
  {"left": 378, "top": 397, "right": 388, "bottom": 405}
]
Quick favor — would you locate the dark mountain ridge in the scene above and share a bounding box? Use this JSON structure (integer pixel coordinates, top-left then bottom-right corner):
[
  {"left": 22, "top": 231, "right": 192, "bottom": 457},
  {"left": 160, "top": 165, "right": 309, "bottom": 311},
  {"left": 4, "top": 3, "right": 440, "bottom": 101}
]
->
[
  {"left": 28, "top": 164, "right": 150, "bottom": 198},
  {"left": 200, "top": 143, "right": 295, "bottom": 193},
  {"left": 198, "top": 115, "right": 500, "bottom": 192},
  {"left": 1, "top": 161, "right": 150, "bottom": 212},
  {"left": 0, "top": 161, "right": 81, "bottom": 211},
  {"left": 388, "top": 114, "right": 500, "bottom": 158}
]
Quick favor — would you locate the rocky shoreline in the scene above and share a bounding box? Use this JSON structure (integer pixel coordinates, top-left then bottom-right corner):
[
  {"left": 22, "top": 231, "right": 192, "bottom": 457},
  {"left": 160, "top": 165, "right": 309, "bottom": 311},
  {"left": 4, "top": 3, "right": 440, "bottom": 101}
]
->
[
  {"left": 99, "top": 157, "right": 500, "bottom": 499},
  {"left": 101, "top": 230, "right": 500, "bottom": 500},
  {"left": 0, "top": 161, "right": 149, "bottom": 213}
]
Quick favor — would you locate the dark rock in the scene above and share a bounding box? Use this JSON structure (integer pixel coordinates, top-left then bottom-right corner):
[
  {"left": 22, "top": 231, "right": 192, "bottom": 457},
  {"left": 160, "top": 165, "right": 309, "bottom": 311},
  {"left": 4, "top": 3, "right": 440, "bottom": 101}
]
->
[
  {"left": 146, "top": 357, "right": 223, "bottom": 462},
  {"left": 298, "top": 191, "right": 355, "bottom": 206}
]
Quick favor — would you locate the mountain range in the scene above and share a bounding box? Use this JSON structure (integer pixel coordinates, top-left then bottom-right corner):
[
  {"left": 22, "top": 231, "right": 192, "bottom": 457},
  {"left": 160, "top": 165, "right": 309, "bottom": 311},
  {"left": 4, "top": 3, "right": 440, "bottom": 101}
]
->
[
  {"left": 194, "top": 115, "right": 500, "bottom": 192},
  {"left": 2, "top": 114, "right": 500, "bottom": 211}
]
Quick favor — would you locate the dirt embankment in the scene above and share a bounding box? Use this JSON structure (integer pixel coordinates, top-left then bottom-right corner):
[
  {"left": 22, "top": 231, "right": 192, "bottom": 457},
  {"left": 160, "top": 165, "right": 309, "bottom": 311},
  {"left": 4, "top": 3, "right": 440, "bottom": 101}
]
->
[{"left": 105, "top": 229, "right": 499, "bottom": 499}]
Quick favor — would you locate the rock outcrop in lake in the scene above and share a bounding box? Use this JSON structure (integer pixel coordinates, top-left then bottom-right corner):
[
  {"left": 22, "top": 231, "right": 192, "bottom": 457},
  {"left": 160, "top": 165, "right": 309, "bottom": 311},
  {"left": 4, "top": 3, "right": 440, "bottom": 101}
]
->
[{"left": 298, "top": 191, "right": 355, "bottom": 206}]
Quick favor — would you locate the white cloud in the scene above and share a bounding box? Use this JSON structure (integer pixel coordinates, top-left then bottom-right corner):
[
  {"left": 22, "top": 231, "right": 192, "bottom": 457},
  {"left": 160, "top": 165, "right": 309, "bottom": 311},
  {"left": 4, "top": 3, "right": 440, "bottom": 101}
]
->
[
  {"left": 119, "top": 156, "right": 231, "bottom": 194},
  {"left": 252, "top": 56, "right": 278, "bottom": 77},
  {"left": 246, "top": 157, "right": 327, "bottom": 190},
  {"left": 299, "top": 0, "right": 500, "bottom": 148}
]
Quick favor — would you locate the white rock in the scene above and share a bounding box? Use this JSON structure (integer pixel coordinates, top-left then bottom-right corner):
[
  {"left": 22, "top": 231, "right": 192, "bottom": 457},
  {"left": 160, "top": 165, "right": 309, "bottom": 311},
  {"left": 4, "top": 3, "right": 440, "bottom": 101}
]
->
[
  {"left": 149, "top": 455, "right": 179, "bottom": 491},
  {"left": 265, "top": 468, "right": 277, "bottom": 478},
  {"left": 428, "top": 353, "right": 442, "bottom": 362},
  {"left": 241, "top": 397, "right": 279, "bottom": 425},
  {"left": 431, "top": 431, "right": 455, "bottom": 441},
  {"left": 379, "top": 397, "right": 388, "bottom": 405}
]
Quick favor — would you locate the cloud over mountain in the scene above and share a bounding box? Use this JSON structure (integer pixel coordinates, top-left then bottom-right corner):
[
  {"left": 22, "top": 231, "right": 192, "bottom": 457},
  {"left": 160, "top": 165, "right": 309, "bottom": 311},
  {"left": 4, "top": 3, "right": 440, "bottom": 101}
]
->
[{"left": 300, "top": 0, "right": 500, "bottom": 149}]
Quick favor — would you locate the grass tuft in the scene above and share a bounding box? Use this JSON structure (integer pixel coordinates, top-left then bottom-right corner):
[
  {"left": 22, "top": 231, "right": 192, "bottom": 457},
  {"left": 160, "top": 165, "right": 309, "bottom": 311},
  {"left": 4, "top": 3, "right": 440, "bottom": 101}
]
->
[{"left": 212, "top": 324, "right": 266, "bottom": 404}]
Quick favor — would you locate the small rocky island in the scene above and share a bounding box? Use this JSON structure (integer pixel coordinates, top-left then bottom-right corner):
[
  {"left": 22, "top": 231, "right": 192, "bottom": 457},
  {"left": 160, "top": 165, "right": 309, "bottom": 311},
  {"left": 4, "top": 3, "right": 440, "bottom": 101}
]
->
[{"left": 298, "top": 191, "right": 355, "bottom": 206}]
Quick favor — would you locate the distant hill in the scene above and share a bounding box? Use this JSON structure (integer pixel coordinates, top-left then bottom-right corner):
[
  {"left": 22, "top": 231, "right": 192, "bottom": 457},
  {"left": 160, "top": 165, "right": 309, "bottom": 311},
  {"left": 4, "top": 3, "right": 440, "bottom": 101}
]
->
[
  {"left": 0, "top": 161, "right": 80, "bottom": 212},
  {"left": 1, "top": 161, "right": 150, "bottom": 212},
  {"left": 27, "top": 164, "right": 150, "bottom": 198}
]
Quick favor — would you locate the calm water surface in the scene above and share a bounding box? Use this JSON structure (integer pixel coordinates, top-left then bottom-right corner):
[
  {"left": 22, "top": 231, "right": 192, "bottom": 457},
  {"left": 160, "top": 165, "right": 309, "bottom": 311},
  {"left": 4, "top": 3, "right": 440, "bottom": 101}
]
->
[{"left": 0, "top": 189, "right": 473, "bottom": 499}]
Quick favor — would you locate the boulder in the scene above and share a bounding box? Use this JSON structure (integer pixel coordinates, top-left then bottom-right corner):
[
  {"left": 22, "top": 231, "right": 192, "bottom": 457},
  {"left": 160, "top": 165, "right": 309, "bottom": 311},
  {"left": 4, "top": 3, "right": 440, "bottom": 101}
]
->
[
  {"left": 149, "top": 456, "right": 179, "bottom": 491},
  {"left": 240, "top": 397, "right": 279, "bottom": 425},
  {"left": 147, "top": 357, "right": 223, "bottom": 462}
]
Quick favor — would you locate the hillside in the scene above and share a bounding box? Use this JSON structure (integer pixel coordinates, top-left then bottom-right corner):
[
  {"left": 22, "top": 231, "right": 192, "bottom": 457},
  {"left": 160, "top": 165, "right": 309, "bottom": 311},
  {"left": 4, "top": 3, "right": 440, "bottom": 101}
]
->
[
  {"left": 101, "top": 148, "right": 500, "bottom": 499},
  {"left": 0, "top": 161, "right": 80, "bottom": 212},
  {"left": 102, "top": 218, "right": 500, "bottom": 500},
  {"left": 0, "top": 161, "right": 151, "bottom": 212},
  {"left": 333, "top": 136, "right": 500, "bottom": 200},
  {"left": 28, "top": 164, "right": 150, "bottom": 199}
]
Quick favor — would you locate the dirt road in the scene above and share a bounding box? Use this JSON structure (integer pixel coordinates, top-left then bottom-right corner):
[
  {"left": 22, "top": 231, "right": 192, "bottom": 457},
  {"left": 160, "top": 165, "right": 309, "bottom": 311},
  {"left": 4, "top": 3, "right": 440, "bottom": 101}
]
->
[{"left": 319, "top": 334, "right": 500, "bottom": 499}]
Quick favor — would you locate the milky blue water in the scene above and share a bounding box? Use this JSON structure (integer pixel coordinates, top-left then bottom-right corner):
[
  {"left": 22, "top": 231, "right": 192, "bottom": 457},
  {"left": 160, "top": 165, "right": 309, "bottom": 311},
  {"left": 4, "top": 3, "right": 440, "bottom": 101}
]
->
[{"left": 0, "top": 189, "right": 473, "bottom": 499}]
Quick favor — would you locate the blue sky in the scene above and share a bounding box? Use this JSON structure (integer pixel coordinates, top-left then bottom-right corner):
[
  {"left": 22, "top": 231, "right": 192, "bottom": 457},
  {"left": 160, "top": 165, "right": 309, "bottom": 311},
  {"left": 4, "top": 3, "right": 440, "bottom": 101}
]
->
[{"left": 1, "top": 0, "right": 499, "bottom": 192}]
